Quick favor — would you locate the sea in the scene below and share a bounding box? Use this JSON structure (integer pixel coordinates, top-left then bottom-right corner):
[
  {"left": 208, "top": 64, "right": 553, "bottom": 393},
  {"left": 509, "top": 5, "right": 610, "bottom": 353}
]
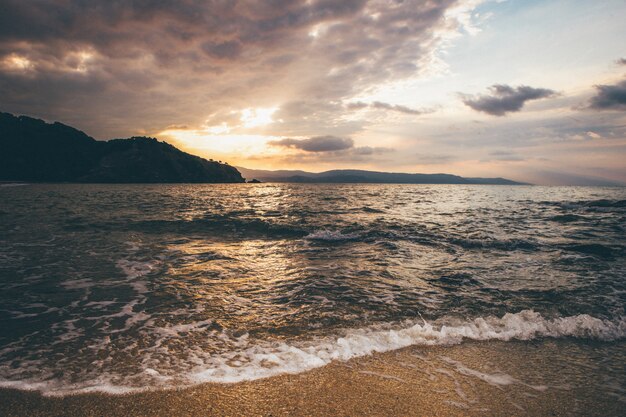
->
[{"left": 0, "top": 183, "right": 624, "bottom": 397}]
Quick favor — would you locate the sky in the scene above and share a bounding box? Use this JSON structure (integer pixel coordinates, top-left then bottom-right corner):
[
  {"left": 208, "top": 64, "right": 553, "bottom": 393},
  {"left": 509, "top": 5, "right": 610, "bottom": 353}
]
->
[{"left": 1, "top": 0, "right": 625, "bottom": 185}]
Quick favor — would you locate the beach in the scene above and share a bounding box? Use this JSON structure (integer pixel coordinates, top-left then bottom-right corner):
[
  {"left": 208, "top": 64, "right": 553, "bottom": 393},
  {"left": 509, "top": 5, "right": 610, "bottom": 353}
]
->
[{"left": 1, "top": 339, "right": 623, "bottom": 416}]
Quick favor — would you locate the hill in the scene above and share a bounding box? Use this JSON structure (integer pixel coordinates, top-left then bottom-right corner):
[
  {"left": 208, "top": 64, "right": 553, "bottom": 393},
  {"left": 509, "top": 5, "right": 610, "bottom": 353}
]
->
[
  {"left": 237, "top": 167, "right": 524, "bottom": 185},
  {"left": 0, "top": 112, "right": 244, "bottom": 183}
]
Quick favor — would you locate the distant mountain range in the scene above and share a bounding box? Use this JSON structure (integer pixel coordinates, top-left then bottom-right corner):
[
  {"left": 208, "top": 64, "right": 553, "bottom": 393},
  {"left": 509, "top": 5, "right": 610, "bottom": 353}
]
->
[
  {"left": 238, "top": 167, "right": 525, "bottom": 185},
  {"left": 0, "top": 112, "right": 244, "bottom": 183}
]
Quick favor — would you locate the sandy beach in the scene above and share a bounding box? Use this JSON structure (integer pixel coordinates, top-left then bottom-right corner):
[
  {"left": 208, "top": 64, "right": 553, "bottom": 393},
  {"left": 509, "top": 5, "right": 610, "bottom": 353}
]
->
[{"left": 1, "top": 339, "right": 623, "bottom": 417}]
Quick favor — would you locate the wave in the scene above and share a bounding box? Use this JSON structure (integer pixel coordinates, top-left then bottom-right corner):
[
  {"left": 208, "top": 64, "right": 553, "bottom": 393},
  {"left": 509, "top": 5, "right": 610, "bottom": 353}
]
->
[
  {"left": 543, "top": 199, "right": 626, "bottom": 212},
  {"left": 447, "top": 237, "right": 537, "bottom": 251},
  {"left": 560, "top": 243, "right": 616, "bottom": 259},
  {"left": 189, "top": 310, "right": 625, "bottom": 384},
  {"left": 584, "top": 199, "right": 626, "bottom": 208},
  {"left": 361, "top": 207, "right": 385, "bottom": 213},
  {"left": 0, "top": 183, "right": 29, "bottom": 188},
  {"left": 129, "top": 217, "right": 308, "bottom": 238},
  {"left": 0, "top": 310, "right": 623, "bottom": 397},
  {"left": 549, "top": 214, "right": 584, "bottom": 223},
  {"left": 305, "top": 230, "right": 360, "bottom": 241}
]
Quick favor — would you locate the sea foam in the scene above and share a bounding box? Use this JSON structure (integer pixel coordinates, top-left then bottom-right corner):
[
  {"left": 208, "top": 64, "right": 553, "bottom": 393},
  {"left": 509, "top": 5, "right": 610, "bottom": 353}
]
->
[
  {"left": 188, "top": 310, "right": 625, "bottom": 384},
  {"left": 1, "top": 310, "right": 623, "bottom": 396}
]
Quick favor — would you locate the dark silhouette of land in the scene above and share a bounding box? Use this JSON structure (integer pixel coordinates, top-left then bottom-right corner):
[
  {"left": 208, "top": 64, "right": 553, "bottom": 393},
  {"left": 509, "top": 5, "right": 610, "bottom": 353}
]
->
[
  {"left": 1, "top": 112, "right": 525, "bottom": 184},
  {"left": 0, "top": 112, "right": 244, "bottom": 183},
  {"left": 237, "top": 167, "right": 525, "bottom": 185}
]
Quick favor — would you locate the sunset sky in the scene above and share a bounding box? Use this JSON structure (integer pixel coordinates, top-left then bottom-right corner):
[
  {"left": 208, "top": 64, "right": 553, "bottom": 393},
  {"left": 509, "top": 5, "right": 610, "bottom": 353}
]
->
[{"left": 1, "top": 0, "right": 625, "bottom": 184}]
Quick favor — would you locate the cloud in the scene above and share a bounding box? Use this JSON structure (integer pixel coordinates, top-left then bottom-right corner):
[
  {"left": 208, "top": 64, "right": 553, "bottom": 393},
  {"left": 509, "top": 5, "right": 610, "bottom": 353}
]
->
[
  {"left": 201, "top": 40, "right": 243, "bottom": 60},
  {"left": 413, "top": 153, "right": 454, "bottom": 164},
  {"left": 347, "top": 101, "right": 426, "bottom": 115},
  {"left": 352, "top": 146, "right": 393, "bottom": 155},
  {"left": 269, "top": 100, "right": 365, "bottom": 137},
  {"left": 0, "top": 0, "right": 472, "bottom": 138},
  {"left": 266, "top": 135, "right": 394, "bottom": 164},
  {"left": 164, "top": 124, "right": 190, "bottom": 130},
  {"left": 487, "top": 150, "right": 525, "bottom": 161},
  {"left": 268, "top": 135, "right": 354, "bottom": 152},
  {"left": 617, "top": 58, "right": 626, "bottom": 66},
  {"left": 461, "top": 84, "right": 556, "bottom": 116},
  {"left": 587, "top": 79, "right": 626, "bottom": 111},
  {"left": 256, "top": 144, "right": 394, "bottom": 166}
]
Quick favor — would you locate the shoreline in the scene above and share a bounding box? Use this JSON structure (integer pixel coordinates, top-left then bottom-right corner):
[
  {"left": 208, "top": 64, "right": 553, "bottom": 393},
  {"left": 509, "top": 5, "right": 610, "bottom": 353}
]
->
[{"left": 1, "top": 339, "right": 623, "bottom": 416}]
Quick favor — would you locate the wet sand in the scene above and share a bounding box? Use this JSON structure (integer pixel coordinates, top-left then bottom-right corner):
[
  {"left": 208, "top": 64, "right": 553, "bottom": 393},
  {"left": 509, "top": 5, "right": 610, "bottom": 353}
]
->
[{"left": 1, "top": 339, "right": 623, "bottom": 416}]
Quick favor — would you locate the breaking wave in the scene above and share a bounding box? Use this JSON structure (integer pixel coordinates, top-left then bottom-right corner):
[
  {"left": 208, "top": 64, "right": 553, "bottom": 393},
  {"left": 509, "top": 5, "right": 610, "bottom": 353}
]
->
[{"left": 0, "top": 310, "right": 623, "bottom": 397}]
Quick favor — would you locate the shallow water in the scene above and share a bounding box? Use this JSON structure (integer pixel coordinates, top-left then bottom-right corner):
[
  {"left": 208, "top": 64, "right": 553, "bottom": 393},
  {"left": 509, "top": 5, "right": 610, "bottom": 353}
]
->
[{"left": 0, "top": 183, "right": 624, "bottom": 395}]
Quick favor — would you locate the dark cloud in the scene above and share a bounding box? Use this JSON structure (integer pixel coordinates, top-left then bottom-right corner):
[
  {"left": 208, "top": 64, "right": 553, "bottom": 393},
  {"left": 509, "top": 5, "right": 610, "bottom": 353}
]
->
[
  {"left": 347, "top": 101, "right": 425, "bottom": 115},
  {"left": 617, "top": 58, "right": 626, "bottom": 66},
  {"left": 269, "top": 135, "right": 354, "bottom": 152},
  {"left": 267, "top": 136, "right": 394, "bottom": 163},
  {"left": 201, "top": 40, "right": 243, "bottom": 60},
  {"left": 0, "top": 0, "right": 462, "bottom": 137},
  {"left": 587, "top": 79, "right": 626, "bottom": 111},
  {"left": 461, "top": 84, "right": 556, "bottom": 116}
]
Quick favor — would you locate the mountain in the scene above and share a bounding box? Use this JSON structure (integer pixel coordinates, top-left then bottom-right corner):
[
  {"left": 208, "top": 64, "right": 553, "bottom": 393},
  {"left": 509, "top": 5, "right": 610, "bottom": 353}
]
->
[
  {"left": 237, "top": 167, "right": 525, "bottom": 185},
  {"left": 0, "top": 112, "right": 244, "bottom": 183}
]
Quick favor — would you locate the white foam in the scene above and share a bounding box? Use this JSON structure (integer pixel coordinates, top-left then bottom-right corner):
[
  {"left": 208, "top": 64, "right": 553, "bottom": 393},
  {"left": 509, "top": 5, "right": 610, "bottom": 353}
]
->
[
  {"left": 61, "top": 278, "right": 94, "bottom": 290},
  {"left": 51, "top": 320, "right": 83, "bottom": 344},
  {"left": 188, "top": 310, "right": 625, "bottom": 385},
  {"left": 305, "top": 230, "right": 359, "bottom": 241},
  {"left": 82, "top": 256, "right": 159, "bottom": 331},
  {"left": 85, "top": 301, "right": 118, "bottom": 308},
  {"left": 440, "top": 356, "right": 516, "bottom": 387},
  {"left": 116, "top": 259, "right": 157, "bottom": 280},
  {"left": 1, "top": 310, "right": 624, "bottom": 396},
  {"left": 154, "top": 319, "right": 214, "bottom": 338}
]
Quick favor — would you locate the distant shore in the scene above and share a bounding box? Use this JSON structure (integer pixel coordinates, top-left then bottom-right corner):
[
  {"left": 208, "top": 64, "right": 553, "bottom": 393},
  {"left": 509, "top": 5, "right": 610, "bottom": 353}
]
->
[{"left": 1, "top": 339, "right": 623, "bottom": 417}]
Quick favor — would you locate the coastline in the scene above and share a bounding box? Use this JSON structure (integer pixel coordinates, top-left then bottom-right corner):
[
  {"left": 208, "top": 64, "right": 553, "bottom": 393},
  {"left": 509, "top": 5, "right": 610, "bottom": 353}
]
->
[{"left": 1, "top": 339, "right": 623, "bottom": 417}]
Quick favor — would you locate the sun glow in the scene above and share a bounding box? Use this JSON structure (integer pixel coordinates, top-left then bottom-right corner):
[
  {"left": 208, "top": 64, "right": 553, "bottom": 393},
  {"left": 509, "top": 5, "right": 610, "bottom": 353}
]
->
[
  {"left": 156, "top": 107, "right": 282, "bottom": 165},
  {"left": 158, "top": 126, "right": 280, "bottom": 162},
  {"left": 240, "top": 107, "right": 277, "bottom": 128}
]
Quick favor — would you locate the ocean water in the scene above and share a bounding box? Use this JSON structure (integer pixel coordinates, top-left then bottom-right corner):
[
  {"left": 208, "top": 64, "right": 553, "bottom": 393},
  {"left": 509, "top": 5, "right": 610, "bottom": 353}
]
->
[{"left": 0, "top": 183, "right": 624, "bottom": 396}]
